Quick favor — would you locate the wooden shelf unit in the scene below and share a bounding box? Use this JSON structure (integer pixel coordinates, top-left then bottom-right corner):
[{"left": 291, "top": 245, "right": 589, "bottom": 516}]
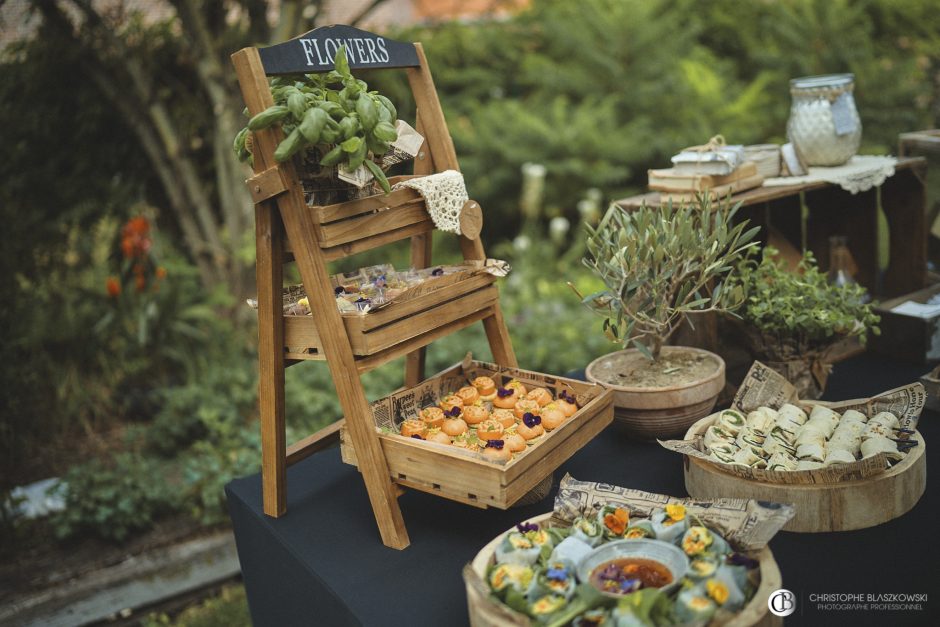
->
[{"left": 231, "top": 25, "right": 517, "bottom": 549}]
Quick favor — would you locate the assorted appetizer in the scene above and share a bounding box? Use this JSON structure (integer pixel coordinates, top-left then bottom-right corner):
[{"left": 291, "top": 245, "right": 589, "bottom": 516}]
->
[
  {"left": 485, "top": 505, "right": 760, "bottom": 625},
  {"left": 703, "top": 405, "right": 914, "bottom": 472},
  {"left": 395, "top": 378, "right": 581, "bottom": 462}
]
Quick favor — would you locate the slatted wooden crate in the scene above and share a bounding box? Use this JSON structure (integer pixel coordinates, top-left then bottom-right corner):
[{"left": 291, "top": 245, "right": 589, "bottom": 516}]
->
[{"left": 339, "top": 360, "right": 614, "bottom": 508}]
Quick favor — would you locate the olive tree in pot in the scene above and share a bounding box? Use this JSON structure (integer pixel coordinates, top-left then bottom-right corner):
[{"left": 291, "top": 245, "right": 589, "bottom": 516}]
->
[
  {"left": 574, "top": 197, "right": 758, "bottom": 439},
  {"left": 726, "top": 246, "right": 880, "bottom": 399}
]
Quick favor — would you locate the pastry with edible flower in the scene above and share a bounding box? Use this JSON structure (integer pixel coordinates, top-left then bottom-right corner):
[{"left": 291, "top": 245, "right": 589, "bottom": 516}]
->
[
  {"left": 556, "top": 389, "right": 578, "bottom": 417},
  {"left": 399, "top": 418, "right": 427, "bottom": 439},
  {"left": 482, "top": 439, "right": 512, "bottom": 461},
  {"left": 491, "top": 388, "right": 517, "bottom": 410},
  {"left": 495, "top": 522, "right": 552, "bottom": 566},
  {"left": 457, "top": 385, "right": 481, "bottom": 406},
  {"left": 476, "top": 418, "right": 505, "bottom": 441},
  {"left": 598, "top": 504, "right": 630, "bottom": 538},
  {"left": 441, "top": 416, "right": 469, "bottom": 436},
  {"left": 503, "top": 430, "right": 527, "bottom": 453},
  {"left": 514, "top": 399, "right": 541, "bottom": 420},
  {"left": 463, "top": 404, "right": 489, "bottom": 426},
  {"left": 540, "top": 402, "right": 567, "bottom": 431},
  {"left": 651, "top": 503, "right": 689, "bottom": 541},
  {"left": 525, "top": 387, "right": 553, "bottom": 407},
  {"left": 425, "top": 428, "right": 451, "bottom": 445},
  {"left": 472, "top": 376, "right": 498, "bottom": 401},
  {"left": 452, "top": 431, "right": 482, "bottom": 452},
  {"left": 516, "top": 412, "right": 545, "bottom": 440},
  {"left": 505, "top": 380, "right": 527, "bottom": 397},
  {"left": 492, "top": 408, "right": 517, "bottom": 428},
  {"left": 419, "top": 406, "right": 445, "bottom": 429},
  {"left": 440, "top": 394, "right": 464, "bottom": 413}
]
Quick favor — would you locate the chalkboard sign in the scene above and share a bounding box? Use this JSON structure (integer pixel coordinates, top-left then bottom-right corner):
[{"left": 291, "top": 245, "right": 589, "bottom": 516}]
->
[{"left": 259, "top": 25, "right": 420, "bottom": 75}]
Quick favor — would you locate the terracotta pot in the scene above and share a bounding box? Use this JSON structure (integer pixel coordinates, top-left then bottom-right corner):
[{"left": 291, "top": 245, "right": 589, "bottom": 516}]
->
[{"left": 585, "top": 346, "right": 725, "bottom": 439}]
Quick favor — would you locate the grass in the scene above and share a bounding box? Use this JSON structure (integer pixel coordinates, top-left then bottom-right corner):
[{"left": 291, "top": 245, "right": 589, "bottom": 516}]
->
[{"left": 142, "top": 584, "right": 250, "bottom": 627}]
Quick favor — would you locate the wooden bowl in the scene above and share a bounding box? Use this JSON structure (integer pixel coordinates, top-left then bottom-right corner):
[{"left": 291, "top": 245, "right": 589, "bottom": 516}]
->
[
  {"left": 683, "top": 415, "right": 927, "bottom": 532},
  {"left": 463, "top": 512, "right": 782, "bottom": 627},
  {"left": 586, "top": 347, "right": 725, "bottom": 439}
]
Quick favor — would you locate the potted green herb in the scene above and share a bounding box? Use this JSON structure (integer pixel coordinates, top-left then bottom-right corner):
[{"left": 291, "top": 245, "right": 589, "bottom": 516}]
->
[
  {"left": 574, "top": 197, "right": 758, "bottom": 438},
  {"left": 728, "top": 247, "right": 880, "bottom": 399},
  {"left": 233, "top": 46, "right": 399, "bottom": 204}
]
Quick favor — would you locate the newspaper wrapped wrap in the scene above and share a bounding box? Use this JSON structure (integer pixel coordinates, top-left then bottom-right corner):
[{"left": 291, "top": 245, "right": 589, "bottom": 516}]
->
[
  {"left": 550, "top": 474, "right": 793, "bottom": 551},
  {"left": 659, "top": 361, "right": 925, "bottom": 485}
]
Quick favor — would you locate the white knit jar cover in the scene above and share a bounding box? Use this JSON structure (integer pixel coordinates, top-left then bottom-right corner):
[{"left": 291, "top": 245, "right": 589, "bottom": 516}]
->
[{"left": 393, "top": 170, "right": 467, "bottom": 234}]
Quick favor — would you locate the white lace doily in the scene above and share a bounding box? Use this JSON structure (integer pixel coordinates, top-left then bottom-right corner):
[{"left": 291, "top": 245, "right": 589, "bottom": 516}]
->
[
  {"left": 763, "top": 155, "right": 897, "bottom": 194},
  {"left": 393, "top": 170, "right": 467, "bottom": 234}
]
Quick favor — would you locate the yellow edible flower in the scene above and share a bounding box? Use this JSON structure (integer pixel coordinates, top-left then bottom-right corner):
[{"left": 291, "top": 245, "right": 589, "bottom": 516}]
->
[
  {"left": 665, "top": 503, "right": 686, "bottom": 521},
  {"left": 706, "top": 579, "right": 729, "bottom": 605}
]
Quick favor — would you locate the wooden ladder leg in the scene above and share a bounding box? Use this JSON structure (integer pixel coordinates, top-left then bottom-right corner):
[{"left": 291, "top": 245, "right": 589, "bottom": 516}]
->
[
  {"left": 483, "top": 302, "right": 518, "bottom": 367},
  {"left": 256, "top": 203, "right": 287, "bottom": 516}
]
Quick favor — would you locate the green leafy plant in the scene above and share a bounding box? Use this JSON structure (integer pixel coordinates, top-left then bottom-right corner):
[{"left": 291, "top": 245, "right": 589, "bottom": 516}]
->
[
  {"left": 234, "top": 46, "right": 399, "bottom": 192},
  {"left": 729, "top": 246, "right": 880, "bottom": 357},
  {"left": 576, "top": 197, "right": 758, "bottom": 360}
]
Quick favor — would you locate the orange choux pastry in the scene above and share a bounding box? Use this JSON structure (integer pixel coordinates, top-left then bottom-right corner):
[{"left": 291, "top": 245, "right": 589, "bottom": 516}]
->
[
  {"left": 440, "top": 394, "right": 464, "bottom": 413},
  {"left": 472, "top": 376, "right": 497, "bottom": 401},
  {"left": 514, "top": 399, "right": 541, "bottom": 420},
  {"left": 400, "top": 418, "right": 428, "bottom": 439},
  {"left": 425, "top": 429, "right": 452, "bottom": 445},
  {"left": 457, "top": 385, "right": 480, "bottom": 406},
  {"left": 482, "top": 439, "right": 512, "bottom": 462},
  {"left": 526, "top": 387, "right": 553, "bottom": 407},
  {"left": 419, "top": 406, "right": 445, "bottom": 429},
  {"left": 557, "top": 390, "right": 578, "bottom": 417},
  {"left": 476, "top": 418, "right": 505, "bottom": 441},
  {"left": 516, "top": 412, "right": 545, "bottom": 440},
  {"left": 462, "top": 405, "right": 489, "bottom": 426},
  {"left": 503, "top": 432, "right": 527, "bottom": 453},
  {"left": 441, "top": 416, "right": 469, "bottom": 436},
  {"left": 492, "top": 408, "right": 517, "bottom": 429},
  {"left": 540, "top": 402, "right": 567, "bottom": 431},
  {"left": 493, "top": 387, "right": 519, "bottom": 409},
  {"left": 506, "top": 380, "right": 527, "bottom": 396}
]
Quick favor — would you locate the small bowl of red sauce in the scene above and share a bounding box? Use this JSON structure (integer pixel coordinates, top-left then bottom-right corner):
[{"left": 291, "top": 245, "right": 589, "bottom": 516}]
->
[{"left": 577, "top": 539, "right": 689, "bottom": 597}]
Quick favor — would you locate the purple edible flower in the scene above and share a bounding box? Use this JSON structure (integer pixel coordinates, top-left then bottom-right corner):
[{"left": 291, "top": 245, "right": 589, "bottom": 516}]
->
[
  {"left": 486, "top": 439, "right": 505, "bottom": 449},
  {"left": 375, "top": 275, "right": 386, "bottom": 287},
  {"left": 445, "top": 406, "right": 462, "bottom": 417},
  {"left": 619, "top": 578, "right": 642, "bottom": 593},
  {"left": 431, "top": 267, "right": 444, "bottom": 276},
  {"left": 522, "top": 413, "right": 542, "bottom": 428},
  {"left": 728, "top": 553, "right": 760, "bottom": 569},
  {"left": 546, "top": 567, "right": 568, "bottom": 582},
  {"left": 559, "top": 390, "right": 575, "bottom": 403},
  {"left": 411, "top": 434, "right": 423, "bottom": 439},
  {"left": 496, "top": 387, "right": 513, "bottom": 398},
  {"left": 334, "top": 286, "right": 345, "bottom": 295},
  {"left": 516, "top": 521, "right": 539, "bottom": 534}
]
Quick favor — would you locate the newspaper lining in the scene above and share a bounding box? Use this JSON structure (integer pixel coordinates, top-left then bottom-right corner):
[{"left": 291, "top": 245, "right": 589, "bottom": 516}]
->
[
  {"left": 550, "top": 474, "right": 793, "bottom": 551},
  {"left": 659, "top": 361, "right": 925, "bottom": 485}
]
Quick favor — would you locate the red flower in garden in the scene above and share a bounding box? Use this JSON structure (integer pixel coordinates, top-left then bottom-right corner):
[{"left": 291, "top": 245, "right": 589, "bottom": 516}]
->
[
  {"left": 121, "top": 216, "right": 152, "bottom": 259},
  {"left": 155, "top": 266, "right": 167, "bottom": 280},
  {"left": 135, "top": 273, "right": 147, "bottom": 293},
  {"left": 106, "top": 277, "right": 121, "bottom": 297}
]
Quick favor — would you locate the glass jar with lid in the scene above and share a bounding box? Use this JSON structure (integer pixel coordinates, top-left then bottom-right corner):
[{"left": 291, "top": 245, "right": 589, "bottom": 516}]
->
[{"left": 786, "top": 74, "right": 862, "bottom": 166}]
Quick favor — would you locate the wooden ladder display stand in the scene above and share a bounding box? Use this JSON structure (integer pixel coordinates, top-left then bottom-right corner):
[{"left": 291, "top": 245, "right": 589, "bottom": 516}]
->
[{"left": 231, "top": 26, "right": 517, "bottom": 549}]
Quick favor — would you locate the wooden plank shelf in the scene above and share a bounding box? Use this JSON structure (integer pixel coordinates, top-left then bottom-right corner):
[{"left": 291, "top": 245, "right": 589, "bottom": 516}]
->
[{"left": 232, "top": 24, "right": 545, "bottom": 549}]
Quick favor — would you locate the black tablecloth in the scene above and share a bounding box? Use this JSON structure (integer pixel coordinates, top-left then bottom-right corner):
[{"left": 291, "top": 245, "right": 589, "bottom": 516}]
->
[{"left": 226, "top": 354, "right": 937, "bottom": 626}]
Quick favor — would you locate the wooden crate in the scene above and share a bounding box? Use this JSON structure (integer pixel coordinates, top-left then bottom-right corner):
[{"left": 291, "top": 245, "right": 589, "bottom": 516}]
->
[
  {"left": 869, "top": 283, "right": 940, "bottom": 365},
  {"left": 340, "top": 360, "right": 614, "bottom": 509},
  {"left": 284, "top": 271, "right": 498, "bottom": 360}
]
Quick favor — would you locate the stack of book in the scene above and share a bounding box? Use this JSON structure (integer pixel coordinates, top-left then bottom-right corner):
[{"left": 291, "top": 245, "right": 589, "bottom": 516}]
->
[{"left": 649, "top": 144, "right": 764, "bottom": 203}]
